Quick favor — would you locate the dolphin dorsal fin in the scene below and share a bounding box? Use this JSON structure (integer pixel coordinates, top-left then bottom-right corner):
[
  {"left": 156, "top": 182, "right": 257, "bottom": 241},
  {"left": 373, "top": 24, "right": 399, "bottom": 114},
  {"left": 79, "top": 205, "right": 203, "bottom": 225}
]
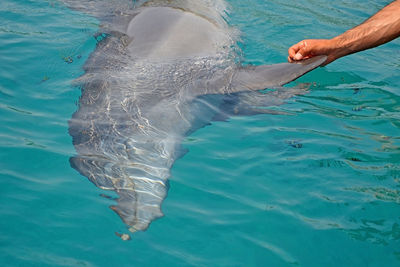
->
[{"left": 230, "top": 55, "right": 327, "bottom": 93}]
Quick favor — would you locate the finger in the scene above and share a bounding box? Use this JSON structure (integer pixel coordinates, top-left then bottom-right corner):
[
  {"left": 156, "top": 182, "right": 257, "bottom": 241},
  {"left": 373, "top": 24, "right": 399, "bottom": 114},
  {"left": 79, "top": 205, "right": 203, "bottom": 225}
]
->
[
  {"left": 288, "top": 42, "right": 301, "bottom": 59},
  {"left": 288, "top": 40, "right": 309, "bottom": 60},
  {"left": 293, "top": 41, "right": 310, "bottom": 60},
  {"left": 294, "top": 50, "right": 304, "bottom": 60}
]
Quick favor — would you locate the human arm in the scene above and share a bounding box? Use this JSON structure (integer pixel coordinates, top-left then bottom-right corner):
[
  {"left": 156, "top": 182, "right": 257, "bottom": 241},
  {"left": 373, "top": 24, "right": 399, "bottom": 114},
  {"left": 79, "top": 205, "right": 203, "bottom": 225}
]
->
[{"left": 288, "top": 0, "right": 400, "bottom": 65}]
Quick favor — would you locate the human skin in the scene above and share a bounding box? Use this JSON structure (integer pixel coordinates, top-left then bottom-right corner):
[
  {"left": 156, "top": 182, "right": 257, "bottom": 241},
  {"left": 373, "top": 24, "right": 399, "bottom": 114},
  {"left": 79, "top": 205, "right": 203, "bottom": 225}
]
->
[{"left": 288, "top": 0, "right": 400, "bottom": 65}]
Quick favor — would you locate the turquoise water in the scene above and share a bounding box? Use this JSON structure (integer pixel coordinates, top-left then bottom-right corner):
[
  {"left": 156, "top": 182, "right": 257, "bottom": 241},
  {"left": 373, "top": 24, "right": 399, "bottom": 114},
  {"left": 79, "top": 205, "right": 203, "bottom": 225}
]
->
[{"left": 1, "top": 0, "right": 400, "bottom": 266}]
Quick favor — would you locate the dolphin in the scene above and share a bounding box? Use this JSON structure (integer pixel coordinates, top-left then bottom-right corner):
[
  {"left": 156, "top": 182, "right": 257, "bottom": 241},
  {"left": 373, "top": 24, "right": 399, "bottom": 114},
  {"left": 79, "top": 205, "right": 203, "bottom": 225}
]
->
[{"left": 63, "top": 0, "right": 326, "bottom": 233}]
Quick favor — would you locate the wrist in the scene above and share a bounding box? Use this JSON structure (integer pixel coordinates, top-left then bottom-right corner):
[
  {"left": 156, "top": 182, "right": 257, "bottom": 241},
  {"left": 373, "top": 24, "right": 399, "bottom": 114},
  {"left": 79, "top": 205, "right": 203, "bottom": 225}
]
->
[{"left": 328, "top": 36, "right": 350, "bottom": 60}]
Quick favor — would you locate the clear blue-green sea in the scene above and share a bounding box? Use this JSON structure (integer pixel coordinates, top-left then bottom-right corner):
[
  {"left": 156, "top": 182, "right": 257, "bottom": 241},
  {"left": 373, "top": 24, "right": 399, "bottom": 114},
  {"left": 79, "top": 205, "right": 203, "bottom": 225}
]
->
[{"left": 1, "top": 0, "right": 400, "bottom": 266}]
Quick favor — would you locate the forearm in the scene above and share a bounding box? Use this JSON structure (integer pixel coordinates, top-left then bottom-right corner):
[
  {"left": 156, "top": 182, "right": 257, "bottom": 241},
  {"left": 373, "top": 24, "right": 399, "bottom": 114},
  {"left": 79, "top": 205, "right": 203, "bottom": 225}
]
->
[
  {"left": 288, "top": 0, "right": 400, "bottom": 64},
  {"left": 331, "top": 0, "right": 400, "bottom": 58}
]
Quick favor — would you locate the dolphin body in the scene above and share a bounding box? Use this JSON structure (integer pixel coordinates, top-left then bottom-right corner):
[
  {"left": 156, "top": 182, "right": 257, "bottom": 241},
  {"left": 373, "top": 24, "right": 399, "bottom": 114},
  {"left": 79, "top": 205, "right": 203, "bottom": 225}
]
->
[{"left": 64, "top": 0, "right": 326, "bottom": 233}]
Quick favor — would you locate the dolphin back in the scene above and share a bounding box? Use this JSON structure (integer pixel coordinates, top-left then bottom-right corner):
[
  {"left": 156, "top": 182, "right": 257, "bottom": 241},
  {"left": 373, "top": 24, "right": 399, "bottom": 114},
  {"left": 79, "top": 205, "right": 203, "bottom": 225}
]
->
[{"left": 66, "top": 0, "right": 326, "bottom": 235}]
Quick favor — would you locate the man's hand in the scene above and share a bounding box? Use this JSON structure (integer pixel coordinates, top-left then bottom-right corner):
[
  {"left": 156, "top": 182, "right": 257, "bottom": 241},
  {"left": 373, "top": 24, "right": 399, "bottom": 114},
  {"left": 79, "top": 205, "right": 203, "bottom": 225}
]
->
[{"left": 288, "top": 39, "right": 338, "bottom": 65}]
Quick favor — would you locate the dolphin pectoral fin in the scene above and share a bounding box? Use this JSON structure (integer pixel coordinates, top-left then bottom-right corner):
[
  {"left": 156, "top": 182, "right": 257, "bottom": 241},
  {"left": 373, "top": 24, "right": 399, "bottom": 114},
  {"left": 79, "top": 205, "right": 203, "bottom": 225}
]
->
[{"left": 230, "top": 55, "right": 327, "bottom": 93}]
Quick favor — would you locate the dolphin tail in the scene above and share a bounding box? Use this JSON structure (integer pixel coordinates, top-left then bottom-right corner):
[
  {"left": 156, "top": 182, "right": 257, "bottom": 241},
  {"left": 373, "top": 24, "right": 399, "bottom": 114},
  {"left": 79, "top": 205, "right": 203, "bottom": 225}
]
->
[
  {"left": 230, "top": 55, "right": 327, "bottom": 93},
  {"left": 69, "top": 155, "right": 168, "bottom": 232}
]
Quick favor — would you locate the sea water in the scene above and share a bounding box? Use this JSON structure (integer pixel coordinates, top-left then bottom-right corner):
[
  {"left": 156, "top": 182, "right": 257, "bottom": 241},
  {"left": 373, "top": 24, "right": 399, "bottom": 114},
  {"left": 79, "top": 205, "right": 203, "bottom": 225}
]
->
[{"left": 1, "top": 0, "right": 399, "bottom": 266}]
